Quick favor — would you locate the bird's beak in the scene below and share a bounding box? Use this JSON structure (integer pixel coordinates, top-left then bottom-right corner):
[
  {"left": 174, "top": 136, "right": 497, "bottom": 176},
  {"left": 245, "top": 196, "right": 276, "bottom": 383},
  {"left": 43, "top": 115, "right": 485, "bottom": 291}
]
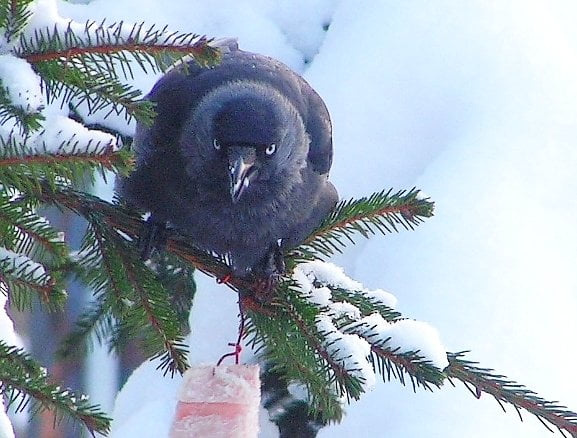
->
[{"left": 227, "top": 146, "right": 257, "bottom": 203}]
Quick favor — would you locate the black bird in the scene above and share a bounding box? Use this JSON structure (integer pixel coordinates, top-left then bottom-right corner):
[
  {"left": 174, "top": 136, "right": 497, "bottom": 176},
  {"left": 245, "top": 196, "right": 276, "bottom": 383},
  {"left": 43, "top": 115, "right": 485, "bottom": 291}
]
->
[{"left": 117, "top": 45, "right": 338, "bottom": 285}]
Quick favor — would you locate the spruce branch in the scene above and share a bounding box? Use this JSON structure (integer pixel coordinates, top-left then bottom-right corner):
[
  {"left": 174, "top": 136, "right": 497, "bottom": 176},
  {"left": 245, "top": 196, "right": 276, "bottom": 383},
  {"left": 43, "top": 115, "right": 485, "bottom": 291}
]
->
[
  {"left": 0, "top": 0, "right": 33, "bottom": 42},
  {"left": 329, "top": 287, "right": 402, "bottom": 321},
  {"left": 0, "top": 80, "right": 44, "bottom": 134},
  {"left": 33, "top": 58, "right": 155, "bottom": 124},
  {"left": 13, "top": 184, "right": 188, "bottom": 373},
  {"left": 80, "top": 212, "right": 189, "bottom": 375},
  {"left": 0, "top": 143, "right": 131, "bottom": 175},
  {"left": 56, "top": 295, "right": 113, "bottom": 359},
  {"left": 1, "top": 21, "right": 220, "bottom": 126},
  {"left": 0, "top": 191, "right": 67, "bottom": 261},
  {"left": 298, "top": 188, "right": 434, "bottom": 258},
  {"left": 58, "top": 238, "right": 194, "bottom": 361},
  {"left": 0, "top": 340, "right": 111, "bottom": 436},
  {"left": 150, "top": 252, "right": 196, "bottom": 331},
  {"left": 30, "top": 185, "right": 577, "bottom": 435},
  {"left": 367, "top": 346, "right": 445, "bottom": 391},
  {"left": 19, "top": 21, "right": 219, "bottom": 69},
  {"left": 0, "top": 247, "right": 66, "bottom": 310},
  {"left": 0, "top": 136, "right": 132, "bottom": 193},
  {"left": 244, "top": 299, "right": 347, "bottom": 422},
  {"left": 447, "top": 352, "right": 577, "bottom": 437}
]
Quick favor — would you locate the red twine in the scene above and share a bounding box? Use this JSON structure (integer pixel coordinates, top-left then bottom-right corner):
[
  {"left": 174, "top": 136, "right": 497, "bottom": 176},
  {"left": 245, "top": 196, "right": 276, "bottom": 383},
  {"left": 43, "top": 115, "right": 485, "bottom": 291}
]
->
[{"left": 216, "top": 301, "right": 245, "bottom": 366}]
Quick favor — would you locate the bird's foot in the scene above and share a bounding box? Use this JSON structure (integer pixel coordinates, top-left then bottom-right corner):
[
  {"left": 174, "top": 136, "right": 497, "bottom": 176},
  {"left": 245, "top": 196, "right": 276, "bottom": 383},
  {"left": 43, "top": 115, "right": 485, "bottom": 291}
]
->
[
  {"left": 251, "top": 241, "right": 286, "bottom": 301},
  {"left": 138, "top": 215, "right": 169, "bottom": 261},
  {"left": 253, "top": 274, "right": 282, "bottom": 302}
]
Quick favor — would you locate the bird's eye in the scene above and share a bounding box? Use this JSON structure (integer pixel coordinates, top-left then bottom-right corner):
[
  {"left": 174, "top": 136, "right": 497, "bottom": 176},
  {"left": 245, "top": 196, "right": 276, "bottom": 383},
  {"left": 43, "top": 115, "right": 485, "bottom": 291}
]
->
[
  {"left": 213, "top": 139, "right": 221, "bottom": 150},
  {"left": 265, "top": 143, "right": 276, "bottom": 156}
]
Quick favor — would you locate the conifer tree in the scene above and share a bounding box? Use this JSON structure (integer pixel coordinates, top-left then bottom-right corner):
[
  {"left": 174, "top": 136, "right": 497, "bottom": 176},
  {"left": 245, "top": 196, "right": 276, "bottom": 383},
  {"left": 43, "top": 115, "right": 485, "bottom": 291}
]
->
[{"left": 0, "top": 1, "right": 576, "bottom": 436}]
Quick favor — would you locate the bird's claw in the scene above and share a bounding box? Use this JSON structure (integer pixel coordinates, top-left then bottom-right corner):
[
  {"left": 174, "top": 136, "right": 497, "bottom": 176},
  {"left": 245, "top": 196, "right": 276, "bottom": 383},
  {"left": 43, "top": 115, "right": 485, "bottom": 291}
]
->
[
  {"left": 256, "top": 241, "right": 285, "bottom": 277},
  {"left": 252, "top": 273, "right": 282, "bottom": 302},
  {"left": 251, "top": 241, "right": 286, "bottom": 301}
]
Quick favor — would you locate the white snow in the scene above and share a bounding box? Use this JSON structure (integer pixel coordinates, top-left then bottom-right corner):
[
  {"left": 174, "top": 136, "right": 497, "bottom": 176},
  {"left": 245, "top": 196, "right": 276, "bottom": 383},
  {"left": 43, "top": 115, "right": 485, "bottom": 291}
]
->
[
  {"left": 296, "top": 261, "right": 398, "bottom": 309},
  {"left": 0, "top": 283, "right": 22, "bottom": 352},
  {"left": 0, "top": 55, "right": 43, "bottom": 112},
  {"left": 110, "top": 356, "right": 183, "bottom": 437},
  {"left": 294, "top": 261, "right": 447, "bottom": 375},
  {"left": 307, "top": 286, "right": 332, "bottom": 307},
  {"left": 315, "top": 315, "right": 375, "bottom": 392},
  {"left": 0, "top": 247, "right": 48, "bottom": 283},
  {"left": 0, "top": 284, "right": 19, "bottom": 438},
  {"left": 346, "top": 314, "right": 449, "bottom": 371},
  {"left": 2, "top": 0, "right": 577, "bottom": 437},
  {"left": 0, "top": 0, "right": 124, "bottom": 154},
  {"left": 0, "top": 398, "right": 15, "bottom": 438},
  {"left": 34, "top": 112, "right": 117, "bottom": 153},
  {"left": 363, "top": 289, "right": 397, "bottom": 309},
  {"left": 297, "top": 260, "right": 364, "bottom": 292}
]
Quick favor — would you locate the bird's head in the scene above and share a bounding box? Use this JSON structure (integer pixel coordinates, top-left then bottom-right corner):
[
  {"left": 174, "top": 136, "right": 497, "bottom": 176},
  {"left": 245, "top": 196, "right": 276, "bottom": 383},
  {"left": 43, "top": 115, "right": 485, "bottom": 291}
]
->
[{"left": 181, "top": 80, "right": 309, "bottom": 203}]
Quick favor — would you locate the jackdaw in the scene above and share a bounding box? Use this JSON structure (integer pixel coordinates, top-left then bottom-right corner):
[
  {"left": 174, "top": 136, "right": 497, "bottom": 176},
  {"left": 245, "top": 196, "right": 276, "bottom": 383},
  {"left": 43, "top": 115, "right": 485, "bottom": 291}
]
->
[{"left": 117, "top": 46, "right": 338, "bottom": 285}]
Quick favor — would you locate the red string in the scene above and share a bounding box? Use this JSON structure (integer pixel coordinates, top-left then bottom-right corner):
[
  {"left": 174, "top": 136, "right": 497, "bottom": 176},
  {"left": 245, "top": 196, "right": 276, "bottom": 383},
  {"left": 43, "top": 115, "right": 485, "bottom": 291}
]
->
[{"left": 216, "top": 301, "right": 245, "bottom": 366}]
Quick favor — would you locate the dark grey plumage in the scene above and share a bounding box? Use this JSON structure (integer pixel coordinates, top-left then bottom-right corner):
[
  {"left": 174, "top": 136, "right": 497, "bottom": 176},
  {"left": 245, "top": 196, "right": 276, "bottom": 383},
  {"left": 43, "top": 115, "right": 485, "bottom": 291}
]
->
[{"left": 117, "top": 47, "right": 338, "bottom": 279}]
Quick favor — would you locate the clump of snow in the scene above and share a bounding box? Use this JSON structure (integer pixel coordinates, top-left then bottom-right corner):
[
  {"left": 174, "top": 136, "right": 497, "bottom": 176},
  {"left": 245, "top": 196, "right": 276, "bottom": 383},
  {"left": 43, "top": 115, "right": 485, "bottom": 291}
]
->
[
  {"left": 0, "top": 55, "right": 44, "bottom": 112},
  {"left": 297, "top": 260, "right": 363, "bottom": 291},
  {"left": 347, "top": 314, "right": 449, "bottom": 370},
  {"left": 316, "top": 315, "right": 376, "bottom": 392},
  {"left": 0, "top": 248, "right": 47, "bottom": 284},
  {"left": 328, "top": 301, "right": 361, "bottom": 320},
  {"left": 294, "top": 261, "right": 448, "bottom": 372},
  {"left": 286, "top": 382, "right": 309, "bottom": 402},
  {"left": 0, "top": 283, "right": 22, "bottom": 349},
  {"left": 0, "top": 400, "right": 15, "bottom": 438},
  {"left": 0, "top": 0, "right": 124, "bottom": 152},
  {"left": 110, "top": 358, "right": 183, "bottom": 437},
  {"left": 297, "top": 260, "right": 398, "bottom": 309},
  {"left": 35, "top": 112, "right": 117, "bottom": 153},
  {"left": 365, "top": 289, "right": 398, "bottom": 309},
  {"left": 308, "top": 286, "right": 332, "bottom": 307},
  {"left": 23, "top": 0, "right": 86, "bottom": 41},
  {"left": 415, "top": 190, "right": 430, "bottom": 201}
]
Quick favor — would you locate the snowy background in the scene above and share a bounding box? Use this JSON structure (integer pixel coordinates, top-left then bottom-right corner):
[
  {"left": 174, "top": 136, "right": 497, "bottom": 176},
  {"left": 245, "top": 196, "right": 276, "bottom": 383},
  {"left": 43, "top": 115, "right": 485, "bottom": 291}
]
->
[{"left": 2, "top": 0, "right": 577, "bottom": 437}]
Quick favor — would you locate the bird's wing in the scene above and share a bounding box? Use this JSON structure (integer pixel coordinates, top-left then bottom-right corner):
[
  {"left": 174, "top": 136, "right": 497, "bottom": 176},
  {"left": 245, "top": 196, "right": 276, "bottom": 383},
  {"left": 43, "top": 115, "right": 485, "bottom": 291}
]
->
[
  {"left": 300, "top": 82, "right": 333, "bottom": 175},
  {"left": 133, "top": 62, "right": 206, "bottom": 161}
]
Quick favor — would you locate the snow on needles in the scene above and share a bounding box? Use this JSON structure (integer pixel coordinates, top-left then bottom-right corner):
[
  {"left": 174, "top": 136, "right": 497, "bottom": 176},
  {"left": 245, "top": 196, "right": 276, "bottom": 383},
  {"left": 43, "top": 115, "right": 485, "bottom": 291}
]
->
[
  {"left": 293, "top": 261, "right": 449, "bottom": 391},
  {"left": 297, "top": 260, "right": 398, "bottom": 309},
  {"left": 0, "top": 247, "right": 49, "bottom": 285},
  {"left": 0, "top": 0, "right": 118, "bottom": 153},
  {"left": 35, "top": 112, "right": 117, "bottom": 153},
  {"left": 0, "top": 55, "right": 44, "bottom": 113},
  {"left": 346, "top": 315, "right": 449, "bottom": 371},
  {"left": 315, "top": 315, "right": 375, "bottom": 391}
]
